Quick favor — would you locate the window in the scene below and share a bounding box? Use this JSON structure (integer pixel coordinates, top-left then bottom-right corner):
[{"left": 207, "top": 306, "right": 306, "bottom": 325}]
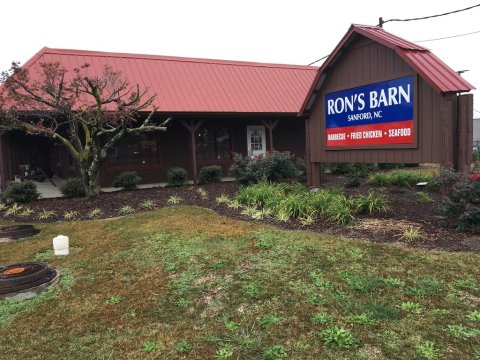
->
[
  {"left": 246, "top": 125, "right": 266, "bottom": 156},
  {"left": 250, "top": 129, "right": 263, "bottom": 151},
  {"left": 196, "top": 127, "right": 230, "bottom": 161},
  {"left": 107, "top": 133, "right": 159, "bottom": 166}
]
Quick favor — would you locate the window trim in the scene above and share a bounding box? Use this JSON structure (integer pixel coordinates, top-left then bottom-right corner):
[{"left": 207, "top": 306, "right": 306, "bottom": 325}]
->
[
  {"left": 195, "top": 126, "right": 232, "bottom": 161},
  {"left": 106, "top": 133, "right": 161, "bottom": 170}
]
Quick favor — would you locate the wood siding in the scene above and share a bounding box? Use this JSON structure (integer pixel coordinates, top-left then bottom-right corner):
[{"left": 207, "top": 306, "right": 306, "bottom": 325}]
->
[
  {"left": 306, "top": 35, "right": 468, "bottom": 186},
  {"left": 100, "top": 116, "right": 305, "bottom": 186},
  {"left": 0, "top": 116, "right": 306, "bottom": 189}
]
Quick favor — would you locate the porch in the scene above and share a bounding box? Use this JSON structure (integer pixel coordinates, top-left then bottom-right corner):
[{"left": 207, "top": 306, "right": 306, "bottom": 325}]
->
[
  {"left": 99, "top": 115, "right": 306, "bottom": 187},
  {"left": 0, "top": 115, "right": 306, "bottom": 193}
]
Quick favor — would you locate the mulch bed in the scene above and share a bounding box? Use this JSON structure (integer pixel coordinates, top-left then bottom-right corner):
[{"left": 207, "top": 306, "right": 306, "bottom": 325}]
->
[{"left": 1, "top": 177, "right": 475, "bottom": 253}]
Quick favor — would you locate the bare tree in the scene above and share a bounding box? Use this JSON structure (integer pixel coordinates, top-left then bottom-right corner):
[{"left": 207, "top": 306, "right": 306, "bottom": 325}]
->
[{"left": 0, "top": 62, "right": 170, "bottom": 196}]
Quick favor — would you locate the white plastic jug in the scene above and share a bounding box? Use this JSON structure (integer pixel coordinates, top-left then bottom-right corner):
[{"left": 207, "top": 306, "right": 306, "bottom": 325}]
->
[{"left": 53, "top": 235, "right": 69, "bottom": 255}]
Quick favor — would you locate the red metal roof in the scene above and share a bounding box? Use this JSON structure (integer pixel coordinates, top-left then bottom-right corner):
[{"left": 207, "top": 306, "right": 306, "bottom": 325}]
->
[
  {"left": 19, "top": 48, "right": 318, "bottom": 114},
  {"left": 301, "top": 24, "right": 475, "bottom": 114}
]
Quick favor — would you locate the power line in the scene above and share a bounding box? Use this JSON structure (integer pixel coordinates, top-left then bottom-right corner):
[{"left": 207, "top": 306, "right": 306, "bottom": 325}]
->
[
  {"left": 379, "top": 3, "right": 480, "bottom": 26},
  {"left": 307, "top": 54, "right": 329, "bottom": 66},
  {"left": 415, "top": 29, "right": 480, "bottom": 43},
  {"left": 308, "top": 27, "right": 480, "bottom": 66},
  {"left": 309, "top": 5, "right": 480, "bottom": 66}
]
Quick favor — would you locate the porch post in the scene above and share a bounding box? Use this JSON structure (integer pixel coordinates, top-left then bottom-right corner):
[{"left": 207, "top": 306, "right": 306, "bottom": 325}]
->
[
  {"left": 181, "top": 120, "right": 204, "bottom": 184},
  {"left": 261, "top": 119, "right": 279, "bottom": 151}
]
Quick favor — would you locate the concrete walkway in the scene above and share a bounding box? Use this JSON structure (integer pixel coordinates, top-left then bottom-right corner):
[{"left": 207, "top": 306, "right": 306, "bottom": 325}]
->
[
  {"left": 34, "top": 176, "right": 236, "bottom": 199},
  {"left": 33, "top": 177, "right": 66, "bottom": 199}
]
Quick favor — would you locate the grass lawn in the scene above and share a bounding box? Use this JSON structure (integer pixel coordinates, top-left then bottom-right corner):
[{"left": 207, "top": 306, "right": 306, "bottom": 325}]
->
[{"left": 1, "top": 206, "right": 479, "bottom": 359}]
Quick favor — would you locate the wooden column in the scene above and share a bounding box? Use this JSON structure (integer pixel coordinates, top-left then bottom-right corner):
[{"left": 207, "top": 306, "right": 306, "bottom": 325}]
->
[
  {"left": 441, "top": 95, "right": 455, "bottom": 170},
  {"left": 456, "top": 94, "right": 474, "bottom": 172},
  {"left": 261, "top": 119, "right": 280, "bottom": 150},
  {"left": 181, "top": 120, "right": 204, "bottom": 184}
]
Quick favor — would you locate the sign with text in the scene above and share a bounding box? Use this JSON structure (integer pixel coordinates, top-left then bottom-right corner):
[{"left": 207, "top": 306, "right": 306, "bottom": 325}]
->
[{"left": 325, "top": 76, "right": 414, "bottom": 147}]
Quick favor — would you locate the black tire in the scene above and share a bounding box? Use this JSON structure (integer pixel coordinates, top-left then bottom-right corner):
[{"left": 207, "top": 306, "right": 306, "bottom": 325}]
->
[
  {"left": 0, "top": 225, "right": 40, "bottom": 240},
  {"left": 0, "top": 262, "right": 49, "bottom": 288},
  {"left": 0, "top": 268, "right": 57, "bottom": 295}
]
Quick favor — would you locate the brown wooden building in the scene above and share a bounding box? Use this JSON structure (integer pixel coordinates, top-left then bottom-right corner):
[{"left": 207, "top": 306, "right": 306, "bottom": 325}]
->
[
  {"left": 0, "top": 48, "right": 317, "bottom": 189},
  {"left": 300, "top": 25, "right": 475, "bottom": 187},
  {"left": 1, "top": 26, "right": 476, "bottom": 190}
]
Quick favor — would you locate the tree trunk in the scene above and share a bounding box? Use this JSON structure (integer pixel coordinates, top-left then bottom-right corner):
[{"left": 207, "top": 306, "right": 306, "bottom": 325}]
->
[
  {"left": 80, "top": 169, "right": 100, "bottom": 197},
  {"left": 86, "top": 175, "right": 100, "bottom": 197},
  {"left": 79, "top": 152, "right": 100, "bottom": 198}
]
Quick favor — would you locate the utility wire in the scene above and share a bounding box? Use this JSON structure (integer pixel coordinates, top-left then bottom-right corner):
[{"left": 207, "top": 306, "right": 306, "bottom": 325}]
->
[
  {"left": 307, "top": 54, "right": 329, "bottom": 66},
  {"left": 309, "top": 5, "right": 480, "bottom": 65},
  {"left": 380, "top": 3, "right": 480, "bottom": 26},
  {"left": 415, "top": 29, "right": 480, "bottom": 42}
]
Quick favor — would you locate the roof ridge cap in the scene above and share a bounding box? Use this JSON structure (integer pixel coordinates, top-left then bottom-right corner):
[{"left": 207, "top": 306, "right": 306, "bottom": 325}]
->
[{"left": 40, "top": 47, "right": 318, "bottom": 70}]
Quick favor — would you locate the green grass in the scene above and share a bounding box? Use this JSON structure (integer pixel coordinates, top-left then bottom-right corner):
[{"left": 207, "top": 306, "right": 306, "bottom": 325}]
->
[{"left": 0, "top": 206, "right": 479, "bottom": 359}]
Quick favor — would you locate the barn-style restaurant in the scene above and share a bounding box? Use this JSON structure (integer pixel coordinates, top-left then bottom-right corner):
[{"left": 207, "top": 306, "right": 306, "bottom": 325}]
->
[{"left": 0, "top": 24, "right": 474, "bottom": 189}]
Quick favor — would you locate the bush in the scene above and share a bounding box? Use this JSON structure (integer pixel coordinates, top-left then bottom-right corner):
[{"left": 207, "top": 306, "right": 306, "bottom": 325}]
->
[
  {"left": 344, "top": 178, "right": 361, "bottom": 188},
  {"left": 294, "top": 157, "right": 307, "bottom": 183},
  {"left": 434, "top": 168, "right": 461, "bottom": 189},
  {"left": 229, "top": 151, "right": 299, "bottom": 186},
  {"left": 267, "top": 151, "right": 299, "bottom": 182},
  {"left": 236, "top": 182, "right": 356, "bottom": 225},
  {"left": 325, "top": 163, "right": 378, "bottom": 178},
  {"left": 368, "top": 170, "right": 433, "bottom": 188},
  {"left": 352, "top": 190, "right": 390, "bottom": 214},
  {"left": 441, "top": 173, "right": 480, "bottom": 233},
  {"left": 198, "top": 165, "right": 222, "bottom": 184},
  {"left": 378, "top": 163, "right": 405, "bottom": 170},
  {"left": 112, "top": 171, "right": 142, "bottom": 190},
  {"left": 167, "top": 167, "right": 188, "bottom": 187},
  {"left": 3, "top": 181, "right": 40, "bottom": 203},
  {"left": 60, "top": 177, "right": 86, "bottom": 198}
]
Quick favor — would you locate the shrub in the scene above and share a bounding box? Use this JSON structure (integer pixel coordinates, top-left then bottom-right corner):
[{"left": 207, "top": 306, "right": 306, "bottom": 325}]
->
[
  {"left": 112, "top": 171, "right": 142, "bottom": 190},
  {"left": 378, "top": 163, "right": 405, "bottom": 170},
  {"left": 237, "top": 182, "right": 288, "bottom": 208},
  {"left": 229, "top": 153, "right": 266, "bottom": 185},
  {"left": 325, "top": 163, "right": 378, "bottom": 178},
  {"left": 294, "top": 157, "right": 307, "bottom": 183},
  {"left": 441, "top": 173, "right": 480, "bottom": 233},
  {"left": 368, "top": 170, "right": 433, "bottom": 188},
  {"left": 167, "top": 167, "right": 188, "bottom": 187},
  {"left": 236, "top": 183, "right": 356, "bottom": 225},
  {"left": 397, "top": 227, "right": 423, "bottom": 241},
  {"left": 352, "top": 190, "right": 390, "bottom": 214},
  {"left": 434, "top": 168, "right": 461, "bottom": 189},
  {"left": 3, "top": 181, "right": 40, "bottom": 204},
  {"left": 229, "top": 151, "right": 298, "bottom": 186},
  {"left": 198, "top": 165, "right": 222, "bottom": 184},
  {"left": 414, "top": 191, "right": 433, "bottom": 203},
  {"left": 344, "top": 178, "right": 361, "bottom": 188},
  {"left": 60, "top": 177, "right": 85, "bottom": 198},
  {"left": 267, "top": 151, "right": 298, "bottom": 182}
]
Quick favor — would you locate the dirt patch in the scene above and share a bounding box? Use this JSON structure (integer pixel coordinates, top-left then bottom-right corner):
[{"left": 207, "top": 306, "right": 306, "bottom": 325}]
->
[{"left": 1, "top": 177, "right": 474, "bottom": 253}]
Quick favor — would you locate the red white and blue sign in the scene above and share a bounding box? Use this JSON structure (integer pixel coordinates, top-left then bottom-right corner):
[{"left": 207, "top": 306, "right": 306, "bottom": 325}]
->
[{"left": 325, "top": 76, "right": 414, "bottom": 147}]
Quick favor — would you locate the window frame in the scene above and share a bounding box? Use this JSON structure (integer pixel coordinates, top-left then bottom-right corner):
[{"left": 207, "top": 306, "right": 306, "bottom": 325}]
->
[
  {"left": 106, "top": 133, "right": 162, "bottom": 170},
  {"left": 195, "top": 126, "right": 232, "bottom": 163}
]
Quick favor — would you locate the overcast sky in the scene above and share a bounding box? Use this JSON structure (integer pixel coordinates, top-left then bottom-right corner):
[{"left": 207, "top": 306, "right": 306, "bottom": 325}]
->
[{"left": 1, "top": 0, "right": 478, "bottom": 114}]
